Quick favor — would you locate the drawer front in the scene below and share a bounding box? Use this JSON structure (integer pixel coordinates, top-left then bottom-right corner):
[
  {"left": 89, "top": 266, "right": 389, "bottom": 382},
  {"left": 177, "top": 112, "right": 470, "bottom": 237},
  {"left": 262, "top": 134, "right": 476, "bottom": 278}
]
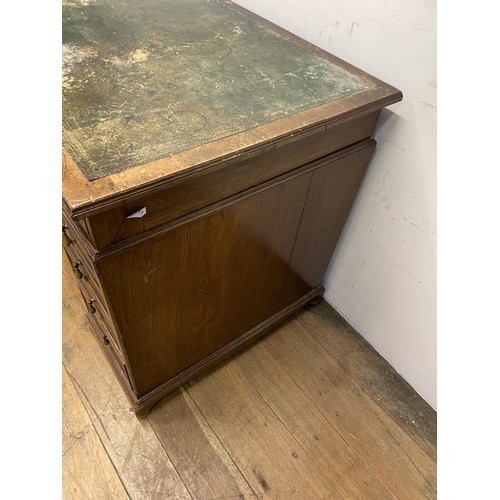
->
[
  {"left": 62, "top": 215, "right": 98, "bottom": 279},
  {"left": 63, "top": 238, "right": 103, "bottom": 302},
  {"left": 63, "top": 210, "right": 127, "bottom": 363},
  {"left": 85, "top": 110, "right": 381, "bottom": 249},
  {"left": 76, "top": 269, "right": 124, "bottom": 361},
  {"left": 86, "top": 306, "right": 135, "bottom": 396}
]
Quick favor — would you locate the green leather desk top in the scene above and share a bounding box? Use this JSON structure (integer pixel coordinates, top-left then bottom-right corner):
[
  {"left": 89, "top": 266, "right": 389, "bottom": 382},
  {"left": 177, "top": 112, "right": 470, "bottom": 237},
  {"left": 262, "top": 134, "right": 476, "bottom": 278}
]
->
[{"left": 62, "top": 0, "right": 369, "bottom": 180}]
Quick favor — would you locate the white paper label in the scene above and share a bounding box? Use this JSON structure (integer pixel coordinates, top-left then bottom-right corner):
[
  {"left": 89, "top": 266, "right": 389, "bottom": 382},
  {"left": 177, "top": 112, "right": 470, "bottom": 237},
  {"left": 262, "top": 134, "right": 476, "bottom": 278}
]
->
[{"left": 127, "top": 207, "right": 147, "bottom": 219}]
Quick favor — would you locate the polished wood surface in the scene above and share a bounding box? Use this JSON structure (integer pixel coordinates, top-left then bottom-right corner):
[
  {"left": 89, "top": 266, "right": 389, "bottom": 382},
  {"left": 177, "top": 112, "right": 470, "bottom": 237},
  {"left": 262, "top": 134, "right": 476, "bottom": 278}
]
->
[
  {"left": 96, "top": 171, "right": 312, "bottom": 397},
  {"left": 284, "top": 141, "right": 375, "bottom": 301},
  {"left": 63, "top": 252, "right": 437, "bottom": 499}
]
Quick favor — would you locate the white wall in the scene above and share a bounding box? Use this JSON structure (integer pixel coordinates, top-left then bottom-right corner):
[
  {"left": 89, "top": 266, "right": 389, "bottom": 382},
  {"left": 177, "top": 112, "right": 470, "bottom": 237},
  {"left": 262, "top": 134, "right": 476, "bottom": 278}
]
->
[{"left": 233, "top": 0, "right": 437, "bottom": 409}]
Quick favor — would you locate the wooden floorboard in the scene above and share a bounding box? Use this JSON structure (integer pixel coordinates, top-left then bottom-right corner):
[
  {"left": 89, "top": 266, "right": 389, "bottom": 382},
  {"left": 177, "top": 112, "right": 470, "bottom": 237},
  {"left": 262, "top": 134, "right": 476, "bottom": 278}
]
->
[
  {"left": 296, "top": 305, "right": 437, "bottom": 461},
  {"left": 62, "top": 252, "right": 437, "bottom": 499},
  {"left": 62, "top": 366, "right": 129, "bottom": 500},
  {"left": 229, "top": 341, "right": 393, "bottom": 499},
  {"left": 149, "top": 387, "right": 257, "bottom": 499},
  {"left": 184, "top": 359, "right": 344, "bottom": 499},
  {"left": 263, "top": 320, "right": 436, "bottom": 499}
]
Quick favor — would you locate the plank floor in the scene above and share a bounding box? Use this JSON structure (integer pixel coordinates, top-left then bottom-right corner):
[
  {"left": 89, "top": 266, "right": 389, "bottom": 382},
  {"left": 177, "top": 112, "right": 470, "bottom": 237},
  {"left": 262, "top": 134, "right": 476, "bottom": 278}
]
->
[{"left": 62, "top": 252, "right": 436, "bottom": 499}]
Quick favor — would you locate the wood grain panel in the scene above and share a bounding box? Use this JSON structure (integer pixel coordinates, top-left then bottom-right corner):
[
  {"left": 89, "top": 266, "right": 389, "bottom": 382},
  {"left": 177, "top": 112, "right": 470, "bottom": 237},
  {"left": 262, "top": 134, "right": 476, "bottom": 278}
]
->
[
  {"left": 282, "top": 140, "right": 376, "bottom": 304},
  {"left": 96, "top": 173, "right": 313, "bottom": 397},
  {"left": 285, "top": 140, "right": 375, "bottom": 297}
]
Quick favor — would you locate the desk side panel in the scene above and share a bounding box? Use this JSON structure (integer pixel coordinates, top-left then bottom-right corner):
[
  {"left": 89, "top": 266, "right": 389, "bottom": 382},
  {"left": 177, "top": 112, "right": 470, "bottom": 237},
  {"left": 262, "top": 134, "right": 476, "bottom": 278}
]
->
[
  {"left": 95, "top": 173, "right": 312, "bottom": 397},
  {"left": 283, "top": 141, "right": 376, "bottom": 303}
]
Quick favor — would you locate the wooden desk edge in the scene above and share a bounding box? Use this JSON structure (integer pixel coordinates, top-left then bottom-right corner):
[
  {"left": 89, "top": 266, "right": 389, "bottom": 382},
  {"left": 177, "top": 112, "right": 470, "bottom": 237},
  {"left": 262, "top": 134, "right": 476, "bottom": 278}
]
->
[
  {"left": 62, "top": 0, "right": 402, "bottom": 218},
  {"left": 63, "top": 89, "right": 401, "bottom": 217}
]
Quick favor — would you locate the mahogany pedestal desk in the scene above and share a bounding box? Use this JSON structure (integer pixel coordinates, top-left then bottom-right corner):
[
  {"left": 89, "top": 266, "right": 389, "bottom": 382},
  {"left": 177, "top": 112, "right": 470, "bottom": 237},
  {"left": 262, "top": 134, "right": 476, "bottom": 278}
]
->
[{"left": 62, "top": 0, "right": 402, "bottom": 417}]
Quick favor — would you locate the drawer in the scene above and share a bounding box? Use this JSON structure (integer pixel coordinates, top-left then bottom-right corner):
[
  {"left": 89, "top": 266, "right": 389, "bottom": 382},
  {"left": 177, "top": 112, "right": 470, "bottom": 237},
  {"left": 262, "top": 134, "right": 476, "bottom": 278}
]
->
[
  {"left": 62, "top": 216, "right": 98, "bottom": 278},
  {"left": 77, "top": 272, "right": 124, "bottom": 361},
  {"left": 83, "top": 110, "right": 381, "bottom": 249},
  {"left": 63, "top": 239, "right": 103, "bottom": 301},
  {"left": 86, "top": 305, "right": 135, "bottom": 395}
]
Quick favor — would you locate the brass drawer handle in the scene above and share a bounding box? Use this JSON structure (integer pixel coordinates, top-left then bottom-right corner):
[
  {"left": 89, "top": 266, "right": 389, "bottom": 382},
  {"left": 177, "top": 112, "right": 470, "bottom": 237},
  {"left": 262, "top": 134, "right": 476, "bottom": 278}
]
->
[
  {"left": 62, "top": 224, "right": 73, "bottom": 247},
  {"left": 72, "top": 262, "right": 83, "bottom": 279},
  {"left": 87, "top": 299, "right": 96, "bottom": 314}
]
